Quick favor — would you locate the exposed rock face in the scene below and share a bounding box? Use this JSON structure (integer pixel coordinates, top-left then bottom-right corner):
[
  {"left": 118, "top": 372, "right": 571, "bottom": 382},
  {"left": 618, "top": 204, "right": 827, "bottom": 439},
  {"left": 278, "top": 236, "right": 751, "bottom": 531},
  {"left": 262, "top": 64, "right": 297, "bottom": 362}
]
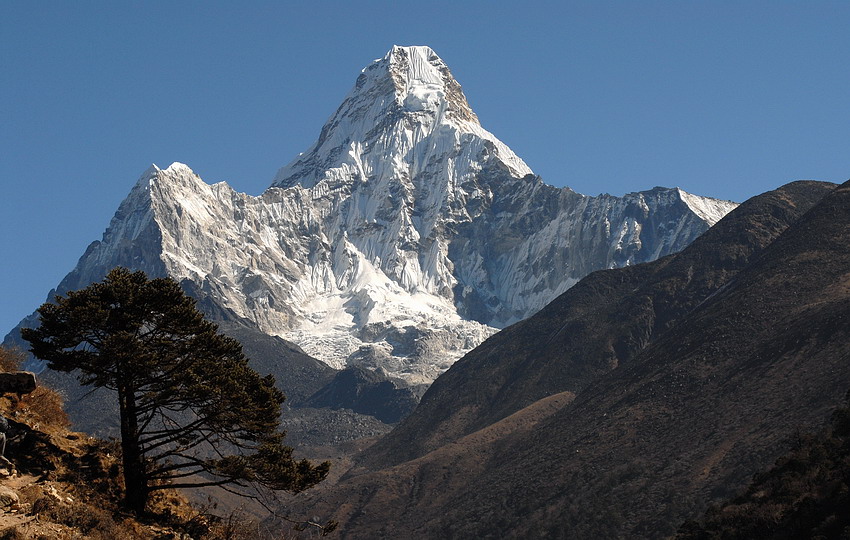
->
[
  {"left": 6, "top": 46, "right": 735, "bottom": 385},
  {"left": 0, "top": 372, "right": 36, "bottom": 396},
  {"left": 304, "top": 366, "right": 424, "bottom": 424}
]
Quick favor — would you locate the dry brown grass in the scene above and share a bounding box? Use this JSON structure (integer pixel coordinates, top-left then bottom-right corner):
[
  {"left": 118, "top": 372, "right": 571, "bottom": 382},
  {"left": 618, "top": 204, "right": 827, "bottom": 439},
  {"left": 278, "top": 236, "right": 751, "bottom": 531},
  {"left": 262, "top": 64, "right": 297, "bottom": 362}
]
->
[
  {"left": 206, "top": 516, "right": 265, "bottom": 539},
  {"left": 0, "top": 527, "right": 29, "bottom": 540},
  {"left": 0, "top": 346, "right": 70, "bottom": 432},
  {"left": 0, "top": 347, "right": 24, "bottom": 372},
  {"left": 13, "top": 386, "right": 70, "bottom": 431},
  {"left": 31, "top": 495, "right": 132, "bottom": 539}
]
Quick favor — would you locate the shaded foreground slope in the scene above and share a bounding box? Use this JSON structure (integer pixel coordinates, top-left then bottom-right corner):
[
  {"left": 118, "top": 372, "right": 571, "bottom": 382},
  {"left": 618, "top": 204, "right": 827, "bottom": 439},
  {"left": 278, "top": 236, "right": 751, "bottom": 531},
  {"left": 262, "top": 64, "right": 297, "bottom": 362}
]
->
[
  {"left": 289, "top": 180, "right": 850, "bottom": 538},
  {"left": 677, "top": 394, "right": 850, "bottom": 539}
]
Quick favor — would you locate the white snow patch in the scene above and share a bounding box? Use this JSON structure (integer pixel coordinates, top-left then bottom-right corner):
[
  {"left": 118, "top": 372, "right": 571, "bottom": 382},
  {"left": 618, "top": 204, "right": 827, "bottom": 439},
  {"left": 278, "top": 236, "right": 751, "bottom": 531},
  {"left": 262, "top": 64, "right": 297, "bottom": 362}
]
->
[{"left": 678, "top": 188, "right": 738, "bottom": 226}]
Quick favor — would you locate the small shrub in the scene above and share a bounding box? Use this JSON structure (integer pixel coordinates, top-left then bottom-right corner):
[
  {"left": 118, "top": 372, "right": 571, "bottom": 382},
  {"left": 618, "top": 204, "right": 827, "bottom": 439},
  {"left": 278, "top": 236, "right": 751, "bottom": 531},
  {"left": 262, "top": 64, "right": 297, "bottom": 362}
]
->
[
  {"left": 0, "top": 526, "right": 28, "bottom": 540},
  {"left": 32, "top": 495, "right": 138, "bottom": 538},
  {"left": 18, "top": 386, "right": 70, "bottom": 429},
  {"left": 0, "top": 347, "right": 24, "bottom": 372},
  {"left": 0, "top": 345, "right": 70, "bottom": 430},
  {"left": 205, "top": 511, "right": 263, "bottom": 540},
  {"left": 31, "top": 495, "right": 56, "bottom": 516}
]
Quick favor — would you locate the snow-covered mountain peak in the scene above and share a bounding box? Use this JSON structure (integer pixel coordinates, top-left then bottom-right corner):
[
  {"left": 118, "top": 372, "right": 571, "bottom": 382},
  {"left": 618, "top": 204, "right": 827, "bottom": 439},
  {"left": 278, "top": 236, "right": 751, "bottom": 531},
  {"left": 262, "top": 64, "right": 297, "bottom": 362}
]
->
[
  {"left": 135, "top": 162, "right": 197, "bottom": 188},
  {"left": 271, "top": 45, "right": 531, "bottom": 191},
  {"left": 18, "top": 49, "right": 739, "bottom": 385},
  {"left": 162, "top": 162, "right": 192, "bottom": 173}
]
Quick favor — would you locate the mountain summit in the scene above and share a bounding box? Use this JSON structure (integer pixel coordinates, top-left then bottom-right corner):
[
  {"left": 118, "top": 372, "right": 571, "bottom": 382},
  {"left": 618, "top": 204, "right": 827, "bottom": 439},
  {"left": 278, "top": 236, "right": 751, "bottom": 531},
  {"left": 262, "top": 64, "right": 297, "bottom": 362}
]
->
[
  {"left": 272, "top": 45, "right": 530, "bottom": 190},
  {"left": 7, "top": 46, "right": 736, "bottom": 384}
]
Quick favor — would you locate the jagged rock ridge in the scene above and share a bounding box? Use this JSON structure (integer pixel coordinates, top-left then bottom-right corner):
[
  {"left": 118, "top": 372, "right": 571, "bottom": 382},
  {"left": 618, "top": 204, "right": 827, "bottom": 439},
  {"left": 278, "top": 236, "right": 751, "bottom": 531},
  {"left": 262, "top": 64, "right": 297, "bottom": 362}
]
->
[{"left": 8, "top": 45, "right": 736, "bottom": 384}]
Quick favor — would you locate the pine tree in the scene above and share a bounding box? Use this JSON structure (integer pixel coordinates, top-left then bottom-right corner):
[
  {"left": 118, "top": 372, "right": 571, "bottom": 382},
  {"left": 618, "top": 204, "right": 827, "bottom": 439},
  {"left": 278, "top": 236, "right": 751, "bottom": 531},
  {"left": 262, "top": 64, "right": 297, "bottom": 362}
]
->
[{"left": 21, "top": 267, "right": 329, "bottom": 512}]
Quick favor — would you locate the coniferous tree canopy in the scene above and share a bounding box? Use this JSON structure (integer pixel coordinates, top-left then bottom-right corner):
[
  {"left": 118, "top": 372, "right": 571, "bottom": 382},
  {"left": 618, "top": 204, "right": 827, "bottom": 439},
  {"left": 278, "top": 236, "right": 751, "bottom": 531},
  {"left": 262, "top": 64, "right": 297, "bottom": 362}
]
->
[{"left": 21, "top": 267, "right": 329, "bottom": 512}]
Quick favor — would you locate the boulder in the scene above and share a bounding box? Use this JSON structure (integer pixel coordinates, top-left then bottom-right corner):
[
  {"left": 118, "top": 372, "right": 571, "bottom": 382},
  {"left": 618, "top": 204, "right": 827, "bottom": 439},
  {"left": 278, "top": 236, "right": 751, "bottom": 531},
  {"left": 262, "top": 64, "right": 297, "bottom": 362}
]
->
[
  {"left": 0, "top": 486, "right": 19, "bottom": 509},
  {"left": 0, "top": 372, "right": 37, "bottom": 395}
]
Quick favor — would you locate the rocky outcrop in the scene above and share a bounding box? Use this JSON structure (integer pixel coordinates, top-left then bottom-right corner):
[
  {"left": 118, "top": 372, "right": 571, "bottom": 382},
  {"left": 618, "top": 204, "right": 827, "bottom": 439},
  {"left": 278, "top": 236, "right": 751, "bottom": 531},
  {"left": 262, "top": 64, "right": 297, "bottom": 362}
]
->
[
  {"left": 0, "top": 373, "right": 36, "bottom": 396},
  {"left": 305, "top": 366, "right": 424, "bottom": 424}
]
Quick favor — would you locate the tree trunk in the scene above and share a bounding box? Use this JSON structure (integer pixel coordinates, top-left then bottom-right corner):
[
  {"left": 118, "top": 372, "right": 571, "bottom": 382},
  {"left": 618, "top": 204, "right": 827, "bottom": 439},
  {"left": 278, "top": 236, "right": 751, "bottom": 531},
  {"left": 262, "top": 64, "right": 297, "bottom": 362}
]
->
[{"left": 118, "top": 382, "right": 147, "bottom": 512}]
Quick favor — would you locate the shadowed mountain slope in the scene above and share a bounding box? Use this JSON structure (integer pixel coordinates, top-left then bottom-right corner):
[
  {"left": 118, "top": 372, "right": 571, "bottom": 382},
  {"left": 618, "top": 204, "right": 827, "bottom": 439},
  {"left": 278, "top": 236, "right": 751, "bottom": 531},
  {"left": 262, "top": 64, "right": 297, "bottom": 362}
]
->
[
  {"left": 360, "top": 180, "right": 835, "bottom": 469},
  {"left": 304, "top": 366, "right": 424, "bottom": 424},
  {"left": 677, "top": 394, "right": 850, "bottom": 539},
  {"left": 289, "top": 179, "right": 850, "bottom": 538}
]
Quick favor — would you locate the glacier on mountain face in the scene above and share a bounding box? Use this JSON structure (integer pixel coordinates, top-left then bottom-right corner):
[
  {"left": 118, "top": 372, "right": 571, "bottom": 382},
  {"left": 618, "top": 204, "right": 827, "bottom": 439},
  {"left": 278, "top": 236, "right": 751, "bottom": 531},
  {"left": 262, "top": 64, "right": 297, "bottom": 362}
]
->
[{"left": 15, "top": 46, "right": 737, "bottom": 384}]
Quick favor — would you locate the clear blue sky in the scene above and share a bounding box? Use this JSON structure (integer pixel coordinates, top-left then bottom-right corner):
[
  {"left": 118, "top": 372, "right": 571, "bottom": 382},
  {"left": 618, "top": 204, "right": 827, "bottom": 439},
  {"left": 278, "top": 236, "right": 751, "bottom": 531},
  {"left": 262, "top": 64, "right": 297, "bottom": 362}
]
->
[{"left": 2, "top": 1, "right": 850, "bottom": 335}]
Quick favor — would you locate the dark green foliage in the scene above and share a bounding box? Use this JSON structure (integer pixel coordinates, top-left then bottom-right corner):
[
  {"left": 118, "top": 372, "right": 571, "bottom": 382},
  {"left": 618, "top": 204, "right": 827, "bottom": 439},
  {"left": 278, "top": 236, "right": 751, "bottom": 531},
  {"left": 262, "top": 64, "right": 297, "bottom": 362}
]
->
[
  {"left": 677, "top": 392, "right": 850, "bottom": 539},
  {"left": 21, "top": 268, "right": 329, "bottom": 512}
]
